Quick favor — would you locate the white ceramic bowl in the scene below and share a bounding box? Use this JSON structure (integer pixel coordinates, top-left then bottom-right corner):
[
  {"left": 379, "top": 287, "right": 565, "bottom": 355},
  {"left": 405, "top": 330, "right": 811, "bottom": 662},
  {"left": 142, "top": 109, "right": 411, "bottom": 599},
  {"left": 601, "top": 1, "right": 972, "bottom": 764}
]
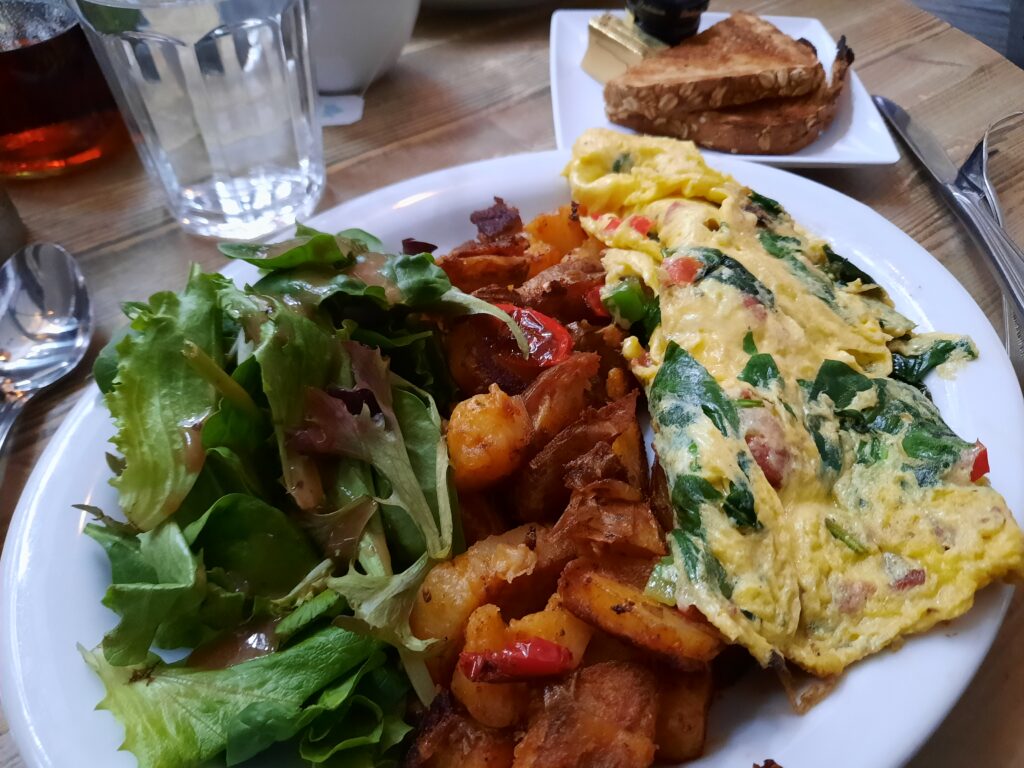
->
[{"left": 309, "top": 0, "right": 420, "bottom": 94}]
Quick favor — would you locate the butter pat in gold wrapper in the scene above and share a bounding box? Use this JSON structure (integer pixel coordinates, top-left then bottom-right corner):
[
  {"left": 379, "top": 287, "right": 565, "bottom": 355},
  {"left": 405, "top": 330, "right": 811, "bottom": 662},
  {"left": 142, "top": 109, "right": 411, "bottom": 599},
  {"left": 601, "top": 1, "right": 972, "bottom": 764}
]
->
[{"left": 581, "top": 13, "right": 667, "bottom": 84}]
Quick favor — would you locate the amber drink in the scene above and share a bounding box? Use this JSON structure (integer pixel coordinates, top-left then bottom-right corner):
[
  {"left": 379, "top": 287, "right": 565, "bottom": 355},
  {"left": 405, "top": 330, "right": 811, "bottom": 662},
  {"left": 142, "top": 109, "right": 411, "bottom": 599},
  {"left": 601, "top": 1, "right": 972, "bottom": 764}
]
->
[{"left": 0, "top": 1, "right": 125, "bottom": 178}]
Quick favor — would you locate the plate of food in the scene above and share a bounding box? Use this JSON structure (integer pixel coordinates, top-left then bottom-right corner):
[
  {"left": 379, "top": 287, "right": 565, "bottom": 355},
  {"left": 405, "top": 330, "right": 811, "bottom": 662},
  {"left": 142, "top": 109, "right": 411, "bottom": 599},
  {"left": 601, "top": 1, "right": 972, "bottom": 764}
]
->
[
  {"left": 1, "top": 128, "right": 1020, "bottom": 768},
  {"left": 551, "top": 10, "right": 901, "bottom": 167}
]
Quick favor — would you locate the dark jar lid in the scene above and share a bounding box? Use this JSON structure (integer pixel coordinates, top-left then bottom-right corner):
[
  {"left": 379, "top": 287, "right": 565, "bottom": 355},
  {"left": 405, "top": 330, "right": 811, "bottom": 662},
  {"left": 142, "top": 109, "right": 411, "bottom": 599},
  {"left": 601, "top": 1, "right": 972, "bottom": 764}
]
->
[{"left": 626, "top": 0, "right": 710, "bottom": 45}]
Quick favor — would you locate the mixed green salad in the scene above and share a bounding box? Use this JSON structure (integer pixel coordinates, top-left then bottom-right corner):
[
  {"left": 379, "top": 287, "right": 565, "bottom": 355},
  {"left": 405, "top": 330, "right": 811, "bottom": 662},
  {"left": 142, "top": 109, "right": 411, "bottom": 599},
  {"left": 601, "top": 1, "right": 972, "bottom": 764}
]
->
[{"left": 81, "top": 226, "right": 526, "bottom": 768}]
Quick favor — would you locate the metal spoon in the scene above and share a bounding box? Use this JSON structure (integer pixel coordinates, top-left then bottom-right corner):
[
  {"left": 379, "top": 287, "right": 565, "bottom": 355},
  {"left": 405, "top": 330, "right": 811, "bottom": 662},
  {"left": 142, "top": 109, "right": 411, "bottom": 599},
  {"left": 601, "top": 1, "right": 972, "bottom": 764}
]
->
[{"left": 0, "top": 243, "right": 92, "bottom": 457}]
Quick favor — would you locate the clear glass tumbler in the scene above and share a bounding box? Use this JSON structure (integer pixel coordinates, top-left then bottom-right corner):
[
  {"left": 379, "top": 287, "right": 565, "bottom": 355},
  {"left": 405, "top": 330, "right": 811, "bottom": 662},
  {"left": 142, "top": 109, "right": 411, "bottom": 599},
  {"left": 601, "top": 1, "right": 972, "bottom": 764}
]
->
[{"left": 68, "top": 0, "right": 324, "bottom": 240}]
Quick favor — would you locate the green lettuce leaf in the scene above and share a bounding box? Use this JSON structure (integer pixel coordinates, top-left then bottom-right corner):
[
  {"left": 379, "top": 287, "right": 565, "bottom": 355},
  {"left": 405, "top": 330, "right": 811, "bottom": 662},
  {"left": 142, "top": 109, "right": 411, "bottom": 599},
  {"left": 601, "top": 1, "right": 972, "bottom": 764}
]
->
[
  {"left": 275, "top": 589, "right": 346, "bottom": 645},
  {"left": 381, "top": 252, "right": 451, "bottom": 305},
  {"left": 85, "top": 520, "right": 203, "bottom": 666},
  {"left": 254, "top": 305, "right": 340, "bottom": 510},
  {"left": 82, "top": 626, "right": 381, "bottom": 768},
  {"left": 282, "top": 344, "right": 456, "bottom": 700},
  {"left": 294, "top": 223, "right": 384, "bottom": 253},
  {"left": 93, "top": 326, "right": 131, "bottom": 394},
  {"left": 308, "top": 345, "right": 451, "bottom": 561},
  {"left": 106, "top": 267, "right": 236, "bottom": 530},
  {"left": 200, "top": 356, "right": 273, "bottom": 462},
  {"left": 173, "top": 446, "right": 268, "bottom": 530},
  {"left": 338, "top": 228, "right": 385, "bottom": 252},
  {"left": 87, "top": 488, "right": 319, "bottom": 665},
  {"left": 252, "top": 268, "right": 389, "bottom": 310},
  {"left": 183, "top": 493, "right": 319, "bottom": 597},
  {"left": 218, "top": 233, "right": 365, "bottom": 270},
  {"left": 300, "top": 669, "right": 412, "bottom": 765}
]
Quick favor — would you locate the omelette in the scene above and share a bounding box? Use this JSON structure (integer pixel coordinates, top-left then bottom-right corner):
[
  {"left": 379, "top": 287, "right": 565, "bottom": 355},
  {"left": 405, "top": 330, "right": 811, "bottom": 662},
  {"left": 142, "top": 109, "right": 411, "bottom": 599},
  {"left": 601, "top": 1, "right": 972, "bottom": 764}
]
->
[{"left": 564, "top": 128, "right": 1024, "bottom": 676}]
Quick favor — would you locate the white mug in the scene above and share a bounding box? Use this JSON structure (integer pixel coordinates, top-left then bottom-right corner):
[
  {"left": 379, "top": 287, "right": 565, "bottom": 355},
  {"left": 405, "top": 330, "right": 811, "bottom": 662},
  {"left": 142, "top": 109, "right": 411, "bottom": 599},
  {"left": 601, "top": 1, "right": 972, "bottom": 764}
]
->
[{"left": 309, "top": 0, "right": 422, "bottom": 94}]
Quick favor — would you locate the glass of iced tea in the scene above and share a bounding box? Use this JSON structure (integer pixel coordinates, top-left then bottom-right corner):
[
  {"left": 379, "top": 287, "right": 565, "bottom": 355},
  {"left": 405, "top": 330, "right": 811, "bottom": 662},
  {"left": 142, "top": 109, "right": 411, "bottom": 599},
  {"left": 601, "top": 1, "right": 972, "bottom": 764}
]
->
[{"left": 0, "top": 1, "right": 126, "bottom": 178}]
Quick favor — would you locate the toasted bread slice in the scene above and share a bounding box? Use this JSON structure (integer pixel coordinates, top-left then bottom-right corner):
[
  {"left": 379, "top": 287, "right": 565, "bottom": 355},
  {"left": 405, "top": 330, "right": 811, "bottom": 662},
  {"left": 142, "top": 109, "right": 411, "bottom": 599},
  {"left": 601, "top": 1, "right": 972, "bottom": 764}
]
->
[
  {"left": 604, "top": 12, "right": 825, "bottom": 118},
  {"left": 610, "top": 41, "right": 854, "bottom": 155}
]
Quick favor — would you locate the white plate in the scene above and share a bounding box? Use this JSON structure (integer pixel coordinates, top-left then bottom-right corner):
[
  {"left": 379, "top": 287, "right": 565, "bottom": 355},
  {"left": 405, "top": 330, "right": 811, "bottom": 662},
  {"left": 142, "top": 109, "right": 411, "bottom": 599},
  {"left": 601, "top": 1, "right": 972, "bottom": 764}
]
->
[
  {"left": 550, "top": 10, "right": 902, "bottom": 167},
  {"left": 2, "top": 149, "right": 1019, "bottom": 768}
]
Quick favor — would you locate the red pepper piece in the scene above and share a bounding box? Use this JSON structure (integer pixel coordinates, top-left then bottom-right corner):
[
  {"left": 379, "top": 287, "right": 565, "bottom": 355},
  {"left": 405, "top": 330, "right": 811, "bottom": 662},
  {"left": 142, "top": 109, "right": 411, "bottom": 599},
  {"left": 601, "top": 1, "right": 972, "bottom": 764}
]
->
[
  {"left": 971, "top": 442, "right": 989, "bottom": 482},
  {"left": 664, "top": 256, "right": 701, "bottom": 286},
  {"left": 585, "top": 285, "right": 611, "bottom": 319},
  {"left": 630, "top": 216, "right": 653, "bottom": 236},
  {"left": 458, "top": 637, "right": 574, "bottom": 683},
  {"left": 494, "top": 304, "right": 574, "bottom": 367},
  {"left": 604, "top": 216, "right": 622, "bottom": 231}
]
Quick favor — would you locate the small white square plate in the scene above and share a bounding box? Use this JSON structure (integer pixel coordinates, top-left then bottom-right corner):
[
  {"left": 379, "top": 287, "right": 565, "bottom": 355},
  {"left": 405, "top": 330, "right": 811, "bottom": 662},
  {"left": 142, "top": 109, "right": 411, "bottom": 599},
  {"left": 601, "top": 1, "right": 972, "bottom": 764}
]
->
[{"left": 550, "top": 10, "right": 901, "bottom": 167}]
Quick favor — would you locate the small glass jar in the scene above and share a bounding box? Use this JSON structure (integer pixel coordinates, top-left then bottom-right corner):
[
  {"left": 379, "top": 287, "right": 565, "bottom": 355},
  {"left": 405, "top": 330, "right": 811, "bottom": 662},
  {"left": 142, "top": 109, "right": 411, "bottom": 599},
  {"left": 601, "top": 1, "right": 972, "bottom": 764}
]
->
[{"left": 626, "top": 0, "right": 711, "bottom": 45}]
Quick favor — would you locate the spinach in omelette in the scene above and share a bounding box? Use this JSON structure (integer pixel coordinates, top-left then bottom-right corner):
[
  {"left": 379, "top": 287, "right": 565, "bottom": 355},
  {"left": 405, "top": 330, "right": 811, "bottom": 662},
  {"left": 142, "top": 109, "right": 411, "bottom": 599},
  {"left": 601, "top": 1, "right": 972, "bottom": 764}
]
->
[{"left": 566, "top": 129, "right": 1024, "bottom": 676}]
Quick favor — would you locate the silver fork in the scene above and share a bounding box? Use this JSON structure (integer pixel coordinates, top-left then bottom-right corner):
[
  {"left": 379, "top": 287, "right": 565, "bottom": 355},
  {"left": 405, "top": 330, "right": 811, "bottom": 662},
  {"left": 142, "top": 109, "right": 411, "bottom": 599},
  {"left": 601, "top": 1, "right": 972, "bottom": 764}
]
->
[{"left": 955, "top": 112, "right": 1024, "bottom": 381}]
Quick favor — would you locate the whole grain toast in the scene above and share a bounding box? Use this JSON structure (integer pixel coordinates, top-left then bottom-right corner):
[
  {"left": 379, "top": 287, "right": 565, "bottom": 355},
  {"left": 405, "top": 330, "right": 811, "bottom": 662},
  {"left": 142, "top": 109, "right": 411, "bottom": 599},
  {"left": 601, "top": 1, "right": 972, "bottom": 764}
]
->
[
  {"left": 603, "top": 12, "right": 825, "bottom": 119},
  {"left": 609, "top": 40, "right": 854, "bottom": 155}
]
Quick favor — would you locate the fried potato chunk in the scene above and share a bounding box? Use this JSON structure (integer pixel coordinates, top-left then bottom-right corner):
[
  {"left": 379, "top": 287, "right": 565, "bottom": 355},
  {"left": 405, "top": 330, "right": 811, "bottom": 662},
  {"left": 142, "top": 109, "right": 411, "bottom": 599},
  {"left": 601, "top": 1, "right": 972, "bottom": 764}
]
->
[
  {"left": 610, "top": 416, "right": 649, "bottom": 492},
  {"left": 524, "top": 204, "right": 588, "bottom": 262},
  {"left": 448, "top": 384, "right": 533, "bottom": 491},
  {"left": 512, "top": 661, "right": 658, "bottom": 768},
  {"left": 490, "top": 527, "right": 577, "bottom": 620},
  {"left": 411, "top": 525, "right": 571, "bottom": 681},
  {"left": 514, "top": 393, "right": 640, "bottom": 522},
  {"left": 452, "top": 605, "right": 530, "bottom": 728},
  {"left": 554, "top": 480, "right": 665, "bottom": 558},
  {"left": 514, "top": 253, "right": 605, "bottom": 322},
  {"left": 411, "top": 526, "right": 538, "bottom": 679},
  {"left": 521, "top": 352, "right": 601, "bottom": 445},
  {"left": 508, "top": 593, "right": 593, "bottom": 664},
  {"left": 451, "top": 595, "right": 593, "bottom": 728},
  {"left": 438, "top": 253, "right": 531, "bottom": 293},
  {"left": 563, "top": 443, "right": 629, "bottom": 491},
  {"left": 558, "top": 559, "right": 723, "bottom": 668},
  {"left": 655, "top": 666, "right": 713, "bottom": 763},
  {"left": 405, "top": 691, "right": 514, "bottom": 768}
]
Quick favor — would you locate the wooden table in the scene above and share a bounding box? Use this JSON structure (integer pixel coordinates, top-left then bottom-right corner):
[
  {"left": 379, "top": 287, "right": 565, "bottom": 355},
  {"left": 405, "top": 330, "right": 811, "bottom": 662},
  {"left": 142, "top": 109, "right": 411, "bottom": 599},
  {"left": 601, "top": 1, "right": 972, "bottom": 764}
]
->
[{"left": 2, "top": 0, "right": 1023, "bottom": 765}]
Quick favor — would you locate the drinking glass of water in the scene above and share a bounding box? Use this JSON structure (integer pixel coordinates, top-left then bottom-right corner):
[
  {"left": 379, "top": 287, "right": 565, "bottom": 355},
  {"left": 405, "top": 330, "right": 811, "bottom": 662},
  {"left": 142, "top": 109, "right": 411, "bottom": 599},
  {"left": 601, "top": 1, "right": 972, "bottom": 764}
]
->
[{"left": 68, "top": 0, "right": 324, "bottom": 240}]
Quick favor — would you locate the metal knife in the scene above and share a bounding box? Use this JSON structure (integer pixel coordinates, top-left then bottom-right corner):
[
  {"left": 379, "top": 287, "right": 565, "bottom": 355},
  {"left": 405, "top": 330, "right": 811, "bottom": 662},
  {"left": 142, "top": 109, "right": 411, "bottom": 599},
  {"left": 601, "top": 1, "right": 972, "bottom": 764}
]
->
[{"left": 875, "top": 96, "right": 1024, "bottom": 366}]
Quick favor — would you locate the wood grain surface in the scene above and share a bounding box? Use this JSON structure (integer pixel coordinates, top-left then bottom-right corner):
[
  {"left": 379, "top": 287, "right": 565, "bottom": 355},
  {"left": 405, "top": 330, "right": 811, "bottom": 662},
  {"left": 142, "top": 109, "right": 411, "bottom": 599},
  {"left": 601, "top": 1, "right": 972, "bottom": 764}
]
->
[{"left": 3, "top": 0, "right": 1024, "bottom": 765}]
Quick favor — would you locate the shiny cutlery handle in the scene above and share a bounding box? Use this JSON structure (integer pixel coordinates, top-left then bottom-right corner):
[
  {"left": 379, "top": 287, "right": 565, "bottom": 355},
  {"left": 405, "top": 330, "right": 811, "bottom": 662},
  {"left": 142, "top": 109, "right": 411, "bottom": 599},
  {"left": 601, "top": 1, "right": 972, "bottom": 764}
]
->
[{"left": 947, "top": 187, "right": 1024, "bottom": 321}]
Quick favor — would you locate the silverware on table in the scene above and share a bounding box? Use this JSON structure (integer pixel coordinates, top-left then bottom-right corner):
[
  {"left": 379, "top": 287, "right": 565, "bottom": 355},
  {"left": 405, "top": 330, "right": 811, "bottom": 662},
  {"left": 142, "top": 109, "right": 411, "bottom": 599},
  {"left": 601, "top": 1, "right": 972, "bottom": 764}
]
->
[
  {"left": 874, "top": 96, "right": 1024, "bottom": 381},
  {"left": 955, "top": 112, "right": 1024, "bottom": 379},
  {"left": 0, "top": 243, "right": 92, "bottom": 459}
]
